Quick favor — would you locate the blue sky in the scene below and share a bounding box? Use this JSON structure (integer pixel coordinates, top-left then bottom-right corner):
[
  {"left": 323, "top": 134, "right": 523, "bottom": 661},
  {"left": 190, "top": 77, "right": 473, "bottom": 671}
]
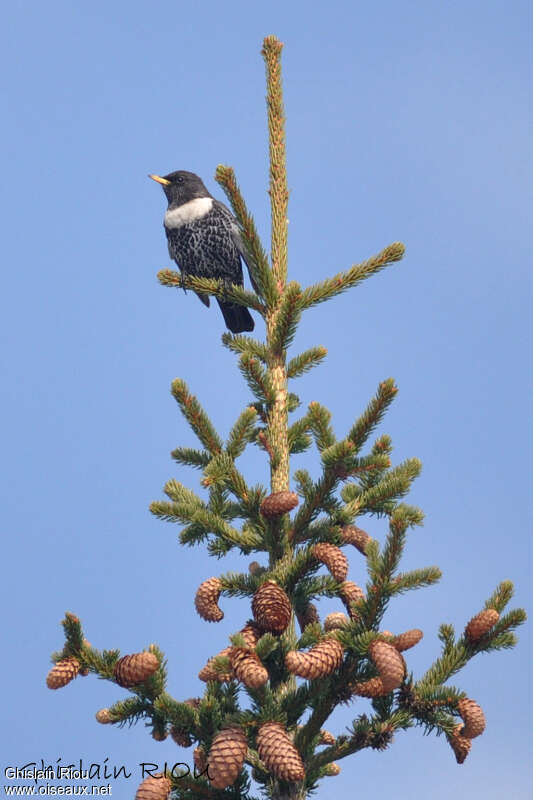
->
[{"left": 1, "top": 1, "right": 531, "bottom": 797}]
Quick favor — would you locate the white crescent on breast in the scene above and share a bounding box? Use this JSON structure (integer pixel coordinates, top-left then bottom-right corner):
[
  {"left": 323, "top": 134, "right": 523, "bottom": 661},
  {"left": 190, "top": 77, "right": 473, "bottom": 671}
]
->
[{"left": 164, "top": 197, "right": 214, "bottom": 228}]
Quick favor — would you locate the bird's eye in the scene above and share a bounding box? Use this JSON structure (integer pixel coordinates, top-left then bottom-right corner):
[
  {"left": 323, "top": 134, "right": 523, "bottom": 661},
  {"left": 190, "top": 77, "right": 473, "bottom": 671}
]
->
[{"left": 176, "top": 176, "right": 184, "bottom": 184}]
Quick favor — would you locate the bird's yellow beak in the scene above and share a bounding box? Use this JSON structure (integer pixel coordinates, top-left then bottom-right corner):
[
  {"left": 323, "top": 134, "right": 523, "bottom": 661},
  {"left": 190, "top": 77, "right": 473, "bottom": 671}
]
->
[{"left": 148, "top": 174, "right": 171, "bottom": 186}]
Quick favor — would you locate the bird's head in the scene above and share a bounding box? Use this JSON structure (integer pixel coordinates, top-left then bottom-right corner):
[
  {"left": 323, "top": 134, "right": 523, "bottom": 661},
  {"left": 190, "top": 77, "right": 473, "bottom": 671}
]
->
[{"left": 148, "top": 170, "right": 210, "bottom": 207}]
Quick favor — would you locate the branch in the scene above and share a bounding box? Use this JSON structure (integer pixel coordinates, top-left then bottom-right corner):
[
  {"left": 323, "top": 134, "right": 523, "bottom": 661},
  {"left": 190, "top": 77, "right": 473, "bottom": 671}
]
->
[
  {"left": 221, "top": 333, "right": 269, "bottom": 364},
  {"left": 170, "top": 379, "right": 223, "bottom": 455},
  {"left": 262, "top": 35, "right": 288, "bottom": 288},
  {"left": 299, "top": 242, "right": 405, "bottom": 309},
  {"left": 215, "top": 164, "right": 279, "bottom": 306},
  {"left": 287, "top": 346, "right": 328, "bottom": 380},
  {"left": 158, "top": 270, "right": 266, "bottom": 314},
  {"left": 348, "top": 378, "right": 398, "bottom": 451}
]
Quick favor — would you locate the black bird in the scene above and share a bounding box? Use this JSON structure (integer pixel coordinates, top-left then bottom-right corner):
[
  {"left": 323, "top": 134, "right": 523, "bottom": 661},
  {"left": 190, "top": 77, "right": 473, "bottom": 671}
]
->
[{"left": 149, "top": 170, "right": 255, "bottom": 333}]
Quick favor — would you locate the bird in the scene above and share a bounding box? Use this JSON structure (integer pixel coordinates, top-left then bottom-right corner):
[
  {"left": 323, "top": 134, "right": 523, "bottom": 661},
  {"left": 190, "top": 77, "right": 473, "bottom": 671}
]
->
[{"left": 149, "top": 170, "right": 255, "bottom": 333}]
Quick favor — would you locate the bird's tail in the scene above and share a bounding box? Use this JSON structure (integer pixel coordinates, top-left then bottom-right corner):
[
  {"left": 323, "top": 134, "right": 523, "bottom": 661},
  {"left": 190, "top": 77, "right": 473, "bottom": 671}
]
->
[{"left": 216, "top": 299, "right": 254, "bottom": 333}]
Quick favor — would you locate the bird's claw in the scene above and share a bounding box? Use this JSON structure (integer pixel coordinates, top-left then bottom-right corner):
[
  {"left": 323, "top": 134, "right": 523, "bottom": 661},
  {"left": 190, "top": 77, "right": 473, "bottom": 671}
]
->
[{"left": 219, "top": 277, "right": 234, "bottom": 298}]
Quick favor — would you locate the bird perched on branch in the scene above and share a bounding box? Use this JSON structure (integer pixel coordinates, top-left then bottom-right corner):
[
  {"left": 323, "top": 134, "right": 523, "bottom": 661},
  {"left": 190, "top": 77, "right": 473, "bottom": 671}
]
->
[{"left": 149, "top": 170, "right": 255, "bottom": 333}]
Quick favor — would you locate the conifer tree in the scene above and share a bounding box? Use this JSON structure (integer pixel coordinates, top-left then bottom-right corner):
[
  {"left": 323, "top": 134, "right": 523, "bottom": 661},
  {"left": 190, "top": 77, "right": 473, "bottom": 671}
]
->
[{"left": 47, "top": 36, "right": 525, "bottom": 800}]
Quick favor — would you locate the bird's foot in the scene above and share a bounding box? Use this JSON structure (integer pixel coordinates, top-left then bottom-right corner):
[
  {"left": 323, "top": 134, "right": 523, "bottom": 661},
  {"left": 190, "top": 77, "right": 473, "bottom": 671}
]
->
[{"left": 219, "top": 277, "right": 235, "bottom": 298}]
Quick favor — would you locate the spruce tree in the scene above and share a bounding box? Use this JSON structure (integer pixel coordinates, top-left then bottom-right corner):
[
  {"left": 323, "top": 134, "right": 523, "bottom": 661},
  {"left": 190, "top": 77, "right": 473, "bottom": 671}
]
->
[{"left": 47, "top": 35, "right": 525, "bottom": 800}]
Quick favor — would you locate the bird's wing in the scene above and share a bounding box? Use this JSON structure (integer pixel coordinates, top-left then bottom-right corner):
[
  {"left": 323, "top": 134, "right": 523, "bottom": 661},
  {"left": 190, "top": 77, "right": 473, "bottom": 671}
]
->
[
  {"left": 213, "top": 200, "right": 260, "bottom": 295},
  {"left": 165, "top": 227, "right": 210, "bottom": 307},
  {"left": 166, "top": 238, "right": 176, "bottom": 263}
]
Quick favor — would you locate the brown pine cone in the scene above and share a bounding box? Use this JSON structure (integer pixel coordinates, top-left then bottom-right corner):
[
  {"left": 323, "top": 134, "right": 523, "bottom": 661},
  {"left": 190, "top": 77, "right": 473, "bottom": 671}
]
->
[
  {"left": 168, "top": 697, "right": 198, "bottom": 746},
  {"left": 349, "top": 676, "right": 389, "bottom": 698},
  {"left": 260, "top": 491, "right": 299, "bottom": 518},
  {"left": 319, "top": 730, "right": 336, "bottom": 745},
  {"left": 324, "top": 612, "right": 349, "bottom": 631},
  {"left": 292, "top": 721, "right": 330, "bottom": 745},
  {"left": 324, "top": 763, "right": 341, "bottom": 776},
  {"left": 170, "top": 726, "right": 192, "bottom": 747},
  {"left": 208, "top": 726, "right": 248, "bottom": 789},
  {"left": 464, "top": 609, "right": 499, "bottom": 643},
  {"left": 368, "top": 640, "right": 405, "bottom": 692},
  {"left": 252, "top": 581, "right": 292, "bottom": 634},
  {"left": 312, "top": 543, "right": 348, "bottom": 582},
  {"left": 46, "top": 658, "right": 80, "bottom": 689},
  {"left": 194, "top": 577, "right": 223, "bottom": 622},
  {"left": 457, "top": 698, "right": 485, "bottom": 738},
  {"left": 114, "top": 652, "right": 159, "bottom": 688},
  {"left": 152, "top": 728, "right": 168, "bottom": 742},
  {"left": 135, "top": 773, "right": 171, "bottom": 800},
  {"left": 340, "top": 525, "right": 372, "bottom": 555},
  {"left": 296, "top": 603, "right": 320, "bottom": 632},
  {"left": 230, "top": 648, "right": 269, "bottom": 688},
  {"left": 393, "top": 629, "right": 423, "bottom": 651},
  {"left": 285, "top": 637, "right": 344, "bottom": 679},
  {"left": 256, "top": 722, "right": 305, "bottom": 782},
  {"left": 198, "top": 646, "right": 234, "bottom": 682},
  {"left": 239, "top": 620, "right": 262, "bottom": 648},
  {"left": 193, "top": 747, "right": 208, "bottom": 774},
  {"left": 448, "top": 724, "right": 472, "bottom": 764},
  {"left": 95, "top": 708, "right": 112, "bottom": 724},
  {"left": 339, "top": 581, "right": 365, "bottom": 618}
]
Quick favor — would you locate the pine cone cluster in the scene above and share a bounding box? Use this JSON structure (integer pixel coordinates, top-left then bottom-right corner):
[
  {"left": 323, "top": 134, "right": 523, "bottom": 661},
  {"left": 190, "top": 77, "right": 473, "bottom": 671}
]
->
[
  {"left": 114, "top": 652, "right": 159, "bottom": 687},
  {"left": 445, "top": 698, "right": 486, "bottom": 763},
  {"left": 46, "top": 657, "right": 80, "bottom": 689},
  {"left": 340, "top": 524, "right": 372, "bottom": 554},
  {"left": 260, "top": 490, "right": 299, "bottom": 518},
  {"left": 256, "top": 722, "right": 305, "bottom": 781},
  {"left": 252, "top": 581, "right": 291, "bottom": 633},
  {"left": 464, "top": 609, "right": 499, "bottom": 643},
  {"left": 208, "top": 726, "right": 248, "bottom": 789},
  {"left": 135, "top": 774, "right": 171, "bottom": 800},
  {"left": 286, "top": 637, "right": 344, "bottom": 679},
  {"left": 312, "top": 543, "right": 348, "bottom": 582},
  {"left": 195, "top": 577, "right": 224, "bottom": 622}
]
